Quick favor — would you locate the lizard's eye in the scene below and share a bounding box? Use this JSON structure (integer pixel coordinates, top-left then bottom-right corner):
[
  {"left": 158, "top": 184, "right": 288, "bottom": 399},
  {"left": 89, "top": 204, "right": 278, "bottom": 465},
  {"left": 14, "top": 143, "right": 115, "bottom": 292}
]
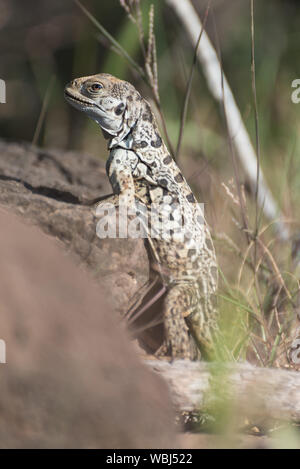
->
[{"left": 89, "top": 83, "right": 103, "bottom": 92}]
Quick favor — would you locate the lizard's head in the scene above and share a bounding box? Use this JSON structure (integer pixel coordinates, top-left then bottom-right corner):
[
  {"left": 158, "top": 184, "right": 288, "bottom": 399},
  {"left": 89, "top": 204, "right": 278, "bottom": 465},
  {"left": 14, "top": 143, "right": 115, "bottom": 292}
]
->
[{"left": 64, "top": 73, "right": 142, "bottom": 147}]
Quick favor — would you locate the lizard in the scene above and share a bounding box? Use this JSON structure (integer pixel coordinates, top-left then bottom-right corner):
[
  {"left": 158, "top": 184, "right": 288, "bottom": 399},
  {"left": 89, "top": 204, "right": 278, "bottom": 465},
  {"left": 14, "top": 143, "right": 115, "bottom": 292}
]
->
[{"left": 64, "top": 73, "right": 218, "bottom": 360}]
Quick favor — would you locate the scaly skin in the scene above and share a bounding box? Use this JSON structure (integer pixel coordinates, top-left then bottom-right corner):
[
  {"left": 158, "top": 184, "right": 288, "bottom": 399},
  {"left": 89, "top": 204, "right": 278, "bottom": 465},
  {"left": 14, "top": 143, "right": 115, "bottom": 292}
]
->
[{"left": 65, "top": 73, "right": 218, "bottom": 359}]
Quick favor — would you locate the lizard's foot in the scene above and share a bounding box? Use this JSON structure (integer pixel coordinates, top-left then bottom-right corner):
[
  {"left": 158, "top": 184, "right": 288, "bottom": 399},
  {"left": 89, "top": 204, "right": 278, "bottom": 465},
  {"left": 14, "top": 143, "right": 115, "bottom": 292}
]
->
[{"left": 155, "top": 338, "right": 195, "bottom": 361}]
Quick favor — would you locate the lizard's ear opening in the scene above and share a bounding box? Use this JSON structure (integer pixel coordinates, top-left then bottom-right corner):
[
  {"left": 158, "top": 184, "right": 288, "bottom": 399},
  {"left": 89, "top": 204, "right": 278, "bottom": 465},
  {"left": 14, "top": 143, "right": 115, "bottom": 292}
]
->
[
  {"left": 114, "top": 102, "right": 125, "bottom": 116},
  {"left": 93, "top": 99, "right": 127, "bottom": 142},
  {"left": 108, "top": 93, "right": 142, "bottom": 149}
]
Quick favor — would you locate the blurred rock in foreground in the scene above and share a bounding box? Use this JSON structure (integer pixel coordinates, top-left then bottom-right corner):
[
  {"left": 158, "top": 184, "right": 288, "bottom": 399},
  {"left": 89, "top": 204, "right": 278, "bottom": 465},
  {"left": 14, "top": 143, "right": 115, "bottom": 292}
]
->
[{"left": 0, "top": 209, "right": 177, "bottom": 449}]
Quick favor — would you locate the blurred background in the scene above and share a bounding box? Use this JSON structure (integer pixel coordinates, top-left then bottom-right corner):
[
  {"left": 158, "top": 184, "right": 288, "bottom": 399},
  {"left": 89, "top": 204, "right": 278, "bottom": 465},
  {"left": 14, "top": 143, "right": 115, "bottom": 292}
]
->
[
  {"left": 0, "top": 0, "right": 299, "bottom": 364},
  {"left": 0, "top": 0, "right": 299, "bottom": 212}
]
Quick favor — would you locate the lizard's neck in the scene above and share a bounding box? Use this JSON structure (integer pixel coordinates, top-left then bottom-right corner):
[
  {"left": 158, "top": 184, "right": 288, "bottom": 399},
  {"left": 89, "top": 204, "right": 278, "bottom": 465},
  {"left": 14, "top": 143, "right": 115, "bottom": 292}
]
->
[
  {"left": 107, "top": 97, "right": 164, "bottom": 156},
  {"left": 108, "top": 131, "right": 134, "bottom": 151}
]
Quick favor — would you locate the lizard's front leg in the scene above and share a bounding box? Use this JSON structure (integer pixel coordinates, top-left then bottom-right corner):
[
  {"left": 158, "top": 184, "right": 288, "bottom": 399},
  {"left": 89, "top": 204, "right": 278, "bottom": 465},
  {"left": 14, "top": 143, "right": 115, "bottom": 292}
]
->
[{"left": 95, "top": 148, "right": 137, "bottom": 216}]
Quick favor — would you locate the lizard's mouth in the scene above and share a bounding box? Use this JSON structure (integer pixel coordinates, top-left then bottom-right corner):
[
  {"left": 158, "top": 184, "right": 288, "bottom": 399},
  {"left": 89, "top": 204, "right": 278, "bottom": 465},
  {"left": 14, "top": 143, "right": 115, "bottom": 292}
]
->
[{"left": 64, "top": 89, "right": 96, "bottom": 108}]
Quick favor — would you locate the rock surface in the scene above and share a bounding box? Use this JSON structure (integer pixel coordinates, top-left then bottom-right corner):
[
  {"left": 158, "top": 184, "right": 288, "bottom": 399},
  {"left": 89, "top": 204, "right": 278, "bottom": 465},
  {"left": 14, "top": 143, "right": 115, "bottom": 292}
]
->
[
  {"left": 0, "top": 209, "right": 177, "bottom": 448},
  {"left": 0, "top": 139, "right": 148, "bottom": 314}
]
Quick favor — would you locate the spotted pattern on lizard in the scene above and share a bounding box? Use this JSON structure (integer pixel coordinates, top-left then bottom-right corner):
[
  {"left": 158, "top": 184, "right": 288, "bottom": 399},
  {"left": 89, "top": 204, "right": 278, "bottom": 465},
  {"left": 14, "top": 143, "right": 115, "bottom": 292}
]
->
[{"left": 64, "top": 73, "right": 218, "bottom": 359}]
